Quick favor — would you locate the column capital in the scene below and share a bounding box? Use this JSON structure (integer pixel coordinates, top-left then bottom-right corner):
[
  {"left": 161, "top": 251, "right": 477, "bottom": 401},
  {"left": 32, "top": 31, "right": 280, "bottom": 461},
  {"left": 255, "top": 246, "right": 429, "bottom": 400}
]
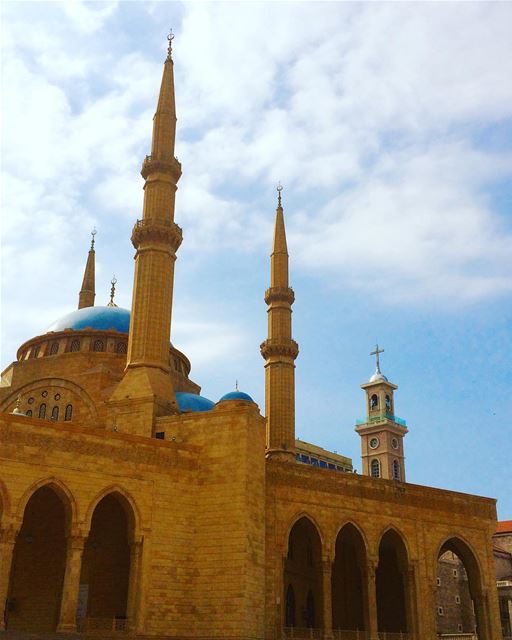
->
[{"left": 0, "top": 525, "right": 19, "bottom": 545}]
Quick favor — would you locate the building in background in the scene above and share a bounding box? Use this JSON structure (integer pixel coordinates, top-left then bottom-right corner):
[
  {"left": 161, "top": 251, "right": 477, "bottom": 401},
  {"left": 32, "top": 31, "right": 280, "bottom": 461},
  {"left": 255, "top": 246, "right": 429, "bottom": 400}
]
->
[
  {"left": 0, "top": 38, "right": 503, "bottom": 640},
  {"left": 494, "top": 521, "right": 512, "bottom": 639}
]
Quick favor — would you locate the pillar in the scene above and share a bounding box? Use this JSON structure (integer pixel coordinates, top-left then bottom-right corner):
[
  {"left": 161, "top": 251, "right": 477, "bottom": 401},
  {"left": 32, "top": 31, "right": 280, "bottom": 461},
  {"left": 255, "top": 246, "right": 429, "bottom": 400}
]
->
[
  {"left": 126, "top": 538, "right": 143, "bottom": 632},
  {"left": 321, "top": 556, "right": 333, "bottom": 639},
  {"left": 0, "top": 526, "right": 17, "bottom": 631},
  {"left": 366, "top": 560, "right": 379, "bottom": 640},
  {"left": 57, "top": 534, "right": 86, "bottom": 632},
  {"left": 404, "top": 563, "right": 418, "bottom": 640}
]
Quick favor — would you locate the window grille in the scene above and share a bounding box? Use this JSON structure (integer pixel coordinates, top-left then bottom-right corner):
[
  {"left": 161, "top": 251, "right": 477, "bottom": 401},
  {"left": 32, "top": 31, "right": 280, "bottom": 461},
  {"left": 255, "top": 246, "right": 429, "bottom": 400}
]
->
[{"left": 64, "top": 404, "right": 73, "bottom": 421}]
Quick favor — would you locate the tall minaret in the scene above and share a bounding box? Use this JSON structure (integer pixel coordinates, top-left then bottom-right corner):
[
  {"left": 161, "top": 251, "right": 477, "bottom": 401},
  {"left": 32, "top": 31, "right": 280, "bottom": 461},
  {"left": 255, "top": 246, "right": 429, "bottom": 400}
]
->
[
  {"left": 78, "top": 229, "right": 96, "bottom": 309},
  {"left": 355, "top": 345, "right": 408, "bottom": 481},
  {"left": 260, "top": 186, "right": 299, "bottom": 461},
  {"left": 110, "top": 33, "right": 182, "bottom": 434}
]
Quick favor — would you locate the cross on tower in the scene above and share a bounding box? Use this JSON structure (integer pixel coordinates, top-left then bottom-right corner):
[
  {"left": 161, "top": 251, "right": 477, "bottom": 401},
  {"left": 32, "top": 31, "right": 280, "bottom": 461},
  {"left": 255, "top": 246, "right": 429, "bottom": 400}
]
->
[{"left": 370, "top": 343, "right": 384, "bottom": 373}]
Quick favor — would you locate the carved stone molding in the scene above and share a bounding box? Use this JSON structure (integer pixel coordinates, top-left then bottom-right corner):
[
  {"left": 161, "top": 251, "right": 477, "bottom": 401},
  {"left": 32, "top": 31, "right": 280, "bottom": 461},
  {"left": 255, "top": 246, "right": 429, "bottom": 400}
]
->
[
  {"left": 141, "top": 155, "right": 182, "bottom": 182},
  {"left": 260, "top": 338, "right": 299, "bottom": 360},
  {"left": 131, "top": 219, "right": 183, "bottom": 251},
  {"left": 264, "top": 286, "right": 295, "bottom": 305}
]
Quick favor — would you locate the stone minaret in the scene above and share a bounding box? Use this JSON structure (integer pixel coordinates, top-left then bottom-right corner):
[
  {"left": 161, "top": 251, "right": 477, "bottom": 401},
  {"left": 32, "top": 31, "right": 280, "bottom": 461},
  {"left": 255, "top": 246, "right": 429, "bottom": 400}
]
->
[
  {"left": 355, "top": 345, "right": 408, "bottom": 481},
  {"left": 261, "top": 186, "right": 299, "bottom": 460},
  {"left": 110, "top": 34, "right": 182, "bottom": 434},
  {"left": 78, "top": 230, "right": 96, "bottom": 309}
]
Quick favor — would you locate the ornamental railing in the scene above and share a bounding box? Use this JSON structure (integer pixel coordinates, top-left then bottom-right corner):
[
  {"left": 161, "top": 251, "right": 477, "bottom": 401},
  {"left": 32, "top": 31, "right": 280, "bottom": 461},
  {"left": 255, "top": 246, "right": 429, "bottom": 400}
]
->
[
  {"left": 332, "top": 630, "right": 369, "bottom": 639},
  {"left": 436, "top": 634, "right": 477, "bottom": 640},
  {"left": 77, "top": 616, "right": 129, "bottom": 632},
  {"left": 282, "top": 627, "right": 323, "bottom": 639},
  {"left": 377, "top": 633, "right": 412, "bottom": 640},
  {"left": 356, "top": 412, "right": 407, "bottom": 427}
]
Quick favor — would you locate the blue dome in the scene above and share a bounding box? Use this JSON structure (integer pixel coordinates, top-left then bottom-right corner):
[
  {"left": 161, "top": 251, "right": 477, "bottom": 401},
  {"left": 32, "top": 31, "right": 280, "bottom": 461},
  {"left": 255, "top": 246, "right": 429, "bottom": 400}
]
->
[
  {"left": 46, "top": 306, "right": 130, "bottom": 333},
  {"left": 175, "top": 392, "right": 215, "bottom": 413},
  {"left": 219, "top": 391, "right": 254, "bottom": 403}
]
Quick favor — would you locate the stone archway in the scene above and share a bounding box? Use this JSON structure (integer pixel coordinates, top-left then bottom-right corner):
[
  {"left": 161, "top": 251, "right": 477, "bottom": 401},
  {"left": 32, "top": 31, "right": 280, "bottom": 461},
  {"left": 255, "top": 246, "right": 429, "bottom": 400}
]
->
[
  {"left": 79, "top": 492, "right": 135, "bottom": 626},
  {"left": 331, "top": 523, "right": 367, "bottom": 634},
  {"left": 376, "top": 529, "right": 409, "bottom": 634},
  {"left": 284, "top": 516, "right": 323, "bottom": 631},
  {"left": 6, "top": 485, "right": 70, "bottom": 631},
  {"left": 436, "top": 537, "right": 486, "bottom": 639}
]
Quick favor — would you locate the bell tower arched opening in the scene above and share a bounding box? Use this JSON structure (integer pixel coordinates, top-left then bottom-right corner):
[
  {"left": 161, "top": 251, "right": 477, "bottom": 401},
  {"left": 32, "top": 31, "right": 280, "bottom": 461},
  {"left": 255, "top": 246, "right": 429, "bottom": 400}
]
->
[
  {"left": 331, "top": 523, "right": 367, "bottom": 634},
  {"left": 284, "top": 517, "right": 323, "bottom": 631},
  {"left": 7, "top": 485, "right": 69, "bottom": 631}
]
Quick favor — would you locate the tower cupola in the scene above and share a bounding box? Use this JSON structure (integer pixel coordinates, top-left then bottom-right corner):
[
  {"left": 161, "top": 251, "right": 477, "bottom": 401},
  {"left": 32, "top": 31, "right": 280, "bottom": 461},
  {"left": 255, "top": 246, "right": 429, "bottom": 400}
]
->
[{"left": 355, "top": 345, "right": 408, "bottom": 481}]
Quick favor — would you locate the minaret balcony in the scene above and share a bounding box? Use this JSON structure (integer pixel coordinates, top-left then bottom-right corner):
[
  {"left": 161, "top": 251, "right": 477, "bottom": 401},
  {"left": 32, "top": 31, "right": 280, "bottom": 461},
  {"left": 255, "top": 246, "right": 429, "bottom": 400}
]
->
[
  {"left": 131, "top": 218, "right": 183, "bottom": 251},
  {"left": 260, "top": 338, "right": 299, "bottom": 360},
  {"left": 264, "top": 287, "right": 295, "bottom": 305},
  {"left": 141, "top": 154, "right": 182, "bottom": 181},
  {"left": 356, "top": 411, "right": 407, "bottom": 427}
]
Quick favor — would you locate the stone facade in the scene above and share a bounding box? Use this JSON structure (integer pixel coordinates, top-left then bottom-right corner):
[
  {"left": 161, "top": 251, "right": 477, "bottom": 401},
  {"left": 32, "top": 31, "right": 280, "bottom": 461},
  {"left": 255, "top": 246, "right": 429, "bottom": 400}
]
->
[{"left": 0, "top": 40, "right": 503, "bottom": 640}]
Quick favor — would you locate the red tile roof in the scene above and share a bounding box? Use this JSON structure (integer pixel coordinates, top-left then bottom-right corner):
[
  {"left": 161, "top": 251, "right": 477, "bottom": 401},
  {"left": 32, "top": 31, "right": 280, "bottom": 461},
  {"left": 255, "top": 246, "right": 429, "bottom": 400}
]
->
[{"left": 496, "top": 520, "right": 512, "bottom": 534}]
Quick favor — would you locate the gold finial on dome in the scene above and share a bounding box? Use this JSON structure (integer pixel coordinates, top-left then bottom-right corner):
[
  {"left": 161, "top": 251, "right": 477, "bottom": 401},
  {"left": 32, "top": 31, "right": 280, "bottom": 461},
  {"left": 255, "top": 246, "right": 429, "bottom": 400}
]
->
[
  {"left": 107, "top": 276, "right": 118, "bottom": 307},
  {"left": 277, "top": 182, "right": 283, "bottom": 208},
  {"left": 12, "top": 394, "right": 24, "bottom": 415},
  {"left": 91, "top": 227, "right": 97, "bottom": 250},
  {"left": 166, "top": 29, "right": 174, "bottom": 62}
]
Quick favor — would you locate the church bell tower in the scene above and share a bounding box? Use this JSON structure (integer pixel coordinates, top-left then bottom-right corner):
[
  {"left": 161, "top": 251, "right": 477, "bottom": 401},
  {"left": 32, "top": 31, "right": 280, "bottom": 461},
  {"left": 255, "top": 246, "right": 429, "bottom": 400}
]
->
[{"left": 355, "top": 345, "right": 408, "bottom": 481}]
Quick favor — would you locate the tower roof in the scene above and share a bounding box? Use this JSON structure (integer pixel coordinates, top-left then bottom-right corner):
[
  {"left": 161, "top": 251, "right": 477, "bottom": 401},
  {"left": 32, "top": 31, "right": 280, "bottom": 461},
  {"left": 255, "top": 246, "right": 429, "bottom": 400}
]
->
[{"left": 78, "top": 229, "right": 96, "bottom": 309}]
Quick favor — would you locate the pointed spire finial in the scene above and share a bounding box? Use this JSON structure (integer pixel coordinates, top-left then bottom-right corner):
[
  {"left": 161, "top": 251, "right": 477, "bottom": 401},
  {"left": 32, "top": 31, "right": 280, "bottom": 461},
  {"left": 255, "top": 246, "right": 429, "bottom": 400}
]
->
[
  {"left": 235, "top": 379, "right": 239, "bottom": 391},
  {"left": 107, "top": 276, "right": 118, "bottom": 307},
  {"left": 166, "top": 29, "right": 174, "bottom": 62},
  {"left": 277, "top": 182, "right": 283, "bottom": 208},
  {"left": 90, "top": 227, "right": 97, "bottom": 250}
]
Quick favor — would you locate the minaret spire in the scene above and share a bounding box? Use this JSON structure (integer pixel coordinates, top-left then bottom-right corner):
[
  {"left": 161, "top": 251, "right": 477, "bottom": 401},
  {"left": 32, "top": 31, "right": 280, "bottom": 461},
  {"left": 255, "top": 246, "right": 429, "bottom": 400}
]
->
[
  {"left": 110, "top": 33, "right": 183, "bottom": 434},
  {"left": 78, "top": 229, "right": 96, "bottom": 309},
  {"left": 261, "top": 186, "right": 299, "bottom": 461}
]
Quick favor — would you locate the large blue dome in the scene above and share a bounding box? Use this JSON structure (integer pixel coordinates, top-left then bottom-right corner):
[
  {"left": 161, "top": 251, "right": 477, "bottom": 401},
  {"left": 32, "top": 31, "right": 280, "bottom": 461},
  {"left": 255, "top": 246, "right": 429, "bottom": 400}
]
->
[
  {"left": 219, "top": 390, "right": 254, "bottom": 403},
  {"left": 46, "top": 306, "right": 130, "bottom": 333},
  {"left": 175, "top": 392, "right": 215, "bottom": 413}
]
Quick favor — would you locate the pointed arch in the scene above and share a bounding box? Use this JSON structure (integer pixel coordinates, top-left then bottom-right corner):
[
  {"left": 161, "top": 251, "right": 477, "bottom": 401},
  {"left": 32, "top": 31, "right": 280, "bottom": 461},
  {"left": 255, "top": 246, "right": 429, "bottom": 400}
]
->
[
  {"left": 434, "top": 534, "right": 486, "bottom": 637},
  {"left": 333, "top": 520, "right": 370, "bottom": 556},
  {"left": 285, "top": 511, "right": 326, "bottom": 550},
  {"left": 376, "top": 526, "right": 410, "bottom": 634},
  {"left": 15, "top": 477, "right": 76, "bottom": 531},
  {"left": 376, "top": 525, "right": 411, "bottom": 563},
  {"left": 84, "top": 484, "right": 140, "bottom": 539},
  {"left": 332, "top": 521, "right": 368, "bottom": 633}
]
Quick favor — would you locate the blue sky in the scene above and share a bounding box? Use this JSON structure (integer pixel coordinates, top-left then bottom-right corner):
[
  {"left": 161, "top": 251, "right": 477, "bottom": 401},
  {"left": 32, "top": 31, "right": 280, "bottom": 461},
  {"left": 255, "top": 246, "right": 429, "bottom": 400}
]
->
[{"left": 1, "top": 1, "right": 511, "bottom": 519}]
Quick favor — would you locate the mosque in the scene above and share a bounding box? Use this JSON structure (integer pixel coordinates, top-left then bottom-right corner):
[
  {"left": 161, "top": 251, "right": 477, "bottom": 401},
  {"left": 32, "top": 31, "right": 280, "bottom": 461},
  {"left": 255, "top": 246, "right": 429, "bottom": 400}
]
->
[{"left": 0, "top": 37, "right": 503, "bottom": 640}]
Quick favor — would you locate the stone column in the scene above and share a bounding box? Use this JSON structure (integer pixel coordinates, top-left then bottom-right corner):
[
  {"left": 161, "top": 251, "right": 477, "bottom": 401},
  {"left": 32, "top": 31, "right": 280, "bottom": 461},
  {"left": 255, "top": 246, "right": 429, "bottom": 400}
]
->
[
  {"left": 278, "top": 553, "right": 286, "bottom": 640},
  {"left": 404, "top": 563, "right": 418, "bottom": 640},
  {"left": 365, "top": 560, "right": 379, "bottom": 640},
  {"left": 126, "top": 538, "right": 143, "bottom": 632},
  {"left": 0, "top": 526, "right": 18, "bottom": 631},
  {"left": 57, "top": 534, "right": 86, "bottom": 632},
  {"left": 321, "top": 556, "right": 333, "bottom": 639}
]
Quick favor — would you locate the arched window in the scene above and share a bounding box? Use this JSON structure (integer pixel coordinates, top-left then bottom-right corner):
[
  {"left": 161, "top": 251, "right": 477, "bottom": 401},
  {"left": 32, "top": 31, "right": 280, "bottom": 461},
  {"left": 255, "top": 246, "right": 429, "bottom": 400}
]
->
[
  {"left": 26, "top": 410, "right": 32, "bottom": 417},
  {"left": 31, "top": 346, "right": 40, "bottom": 358},
  {"left": 38, "top": 403, "right": 47, "bottom": 419},
  {"left": 64, "top": 404, "right": 73, "bottom": 421},
  {"left": 370, "top": 394, "right": 379, "bottom": 410},
  {"left": 305, "top": 590, "right": 315, "bottom": 628},
  {"left": 70, "top": 339, "right": 80, "bottom": 352},
  {"left": 392, "top": 459, "right": 401, "bottom": 481},
  {"left": 93, "top": 340, "right": 104, "bottom": 352},
  {"left": 371, "top": 459, "right": 380, "bottom": 478},
  {"left": 51, "top": 406, "right": 59, "bottom": 420},
  {"left": 116, "top": 342, "right": 127, "bottom": 354},
  {"left": 285, "top": 584, "right": 295, "bottom": 628},
  {"left": 385, "top": 394, "right": 391, "bottom": 411},
  {"left": 49, "top": 342, "right": 59, "bottom": 355}
]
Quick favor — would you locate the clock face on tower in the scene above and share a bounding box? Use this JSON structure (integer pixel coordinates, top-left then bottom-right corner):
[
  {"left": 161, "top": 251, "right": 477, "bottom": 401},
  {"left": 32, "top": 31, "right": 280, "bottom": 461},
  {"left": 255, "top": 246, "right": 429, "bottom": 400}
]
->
[{"left": 369, "top": 437, "right": 379, "bottom": 449}]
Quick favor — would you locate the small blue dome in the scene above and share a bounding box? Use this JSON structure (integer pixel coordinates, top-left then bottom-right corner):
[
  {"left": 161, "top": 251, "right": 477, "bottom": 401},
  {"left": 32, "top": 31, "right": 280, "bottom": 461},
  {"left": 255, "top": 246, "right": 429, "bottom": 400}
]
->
[
  {"left": 46, "top": 306, "right": 130, "bottom": 334},
  {"left": 175, "top": 392, "right": 215, "bottom": 413},
  {"left": 219, "top": 391, "right": 254, "bottom": 403}
]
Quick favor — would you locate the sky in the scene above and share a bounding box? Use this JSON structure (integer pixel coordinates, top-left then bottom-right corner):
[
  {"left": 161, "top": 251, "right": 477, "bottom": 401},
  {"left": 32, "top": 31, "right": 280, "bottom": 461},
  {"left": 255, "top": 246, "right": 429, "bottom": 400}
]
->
[{"left": 1, "top": 1, "right": 511, "bottom": 519}]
